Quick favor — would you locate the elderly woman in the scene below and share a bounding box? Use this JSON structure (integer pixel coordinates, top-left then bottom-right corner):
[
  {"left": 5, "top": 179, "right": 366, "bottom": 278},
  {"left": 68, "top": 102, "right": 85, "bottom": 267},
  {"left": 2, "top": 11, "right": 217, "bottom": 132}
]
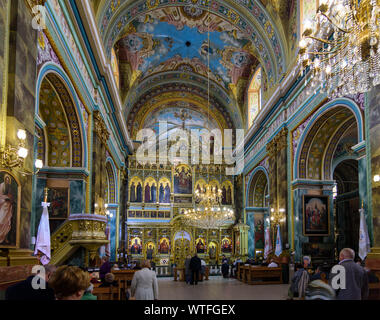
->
[{"left": 131, "top": 260, "right": 158, "bottom": 300}]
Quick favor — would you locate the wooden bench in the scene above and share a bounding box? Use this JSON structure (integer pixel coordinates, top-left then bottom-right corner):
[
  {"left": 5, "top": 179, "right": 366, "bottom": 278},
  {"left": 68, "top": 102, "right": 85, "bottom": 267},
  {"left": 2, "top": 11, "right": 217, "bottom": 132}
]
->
[
  {"left": 113, "top": 270, "right": 137, "bottom": 300},
  {"left": 237, "top": 265, "right": 283, "bottom": 285},
  {"left": 92, "top": 285, "right": 120, "bottom": 300}
]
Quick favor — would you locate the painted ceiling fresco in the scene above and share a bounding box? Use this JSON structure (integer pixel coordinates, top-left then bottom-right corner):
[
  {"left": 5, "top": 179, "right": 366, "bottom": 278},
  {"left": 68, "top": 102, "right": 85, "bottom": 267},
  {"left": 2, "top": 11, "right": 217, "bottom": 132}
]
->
[
  {"left": 98, "top": 0, "right": 287, "bottom": 82},
  {"left": 115, "top": 9, "right": 258, "bottom": 91}
]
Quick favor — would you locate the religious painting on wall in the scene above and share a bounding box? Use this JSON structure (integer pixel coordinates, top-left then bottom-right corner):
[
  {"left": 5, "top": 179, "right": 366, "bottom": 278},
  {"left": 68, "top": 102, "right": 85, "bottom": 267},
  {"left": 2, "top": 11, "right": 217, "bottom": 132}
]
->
[
  {"left": 158, "top": 237, "right": 170, "bottom": 254},
  {"left": 254, "top": 214, "right": 265, "bottom": 249},
  {"left": 0, "top": 171, "right": 20, "bottom": 248},
  {"left": 174, "top": 164, "right": 192, "bottom": 194},
  {"left": 158, "top": 177, "right": 171, "bottom": 203},
  {"left": 303, "top": 195, "right": 330, "bottom": 236},
  {"left": 146, "top": 242, "right": 155, "bottom": 260},
  {"left": 129, "top": 176, "right": 143, "bottom": 203},
  {"left": 130, "top": 237, "right": 142, "bottom": 254},
  {"left": 208, "top": 242, "right": 217, "bottom": 260},
  {"left": 194, "top": 179, "right": 207, "bottom": 204},
  {"left": 221, "top": 237, "right": 232, "bottom": 253},
  {"left": 221, "top": 181, "right": 233, "bottom": 205},
  {"left": 144, "top": 177, "right": 158, "bottom": 203},
  {"left": 48, "top": 187, "right": 69, "bottom": 219},
  {"left": 195, "top": 238, "right": 206, "bottom": 254}
]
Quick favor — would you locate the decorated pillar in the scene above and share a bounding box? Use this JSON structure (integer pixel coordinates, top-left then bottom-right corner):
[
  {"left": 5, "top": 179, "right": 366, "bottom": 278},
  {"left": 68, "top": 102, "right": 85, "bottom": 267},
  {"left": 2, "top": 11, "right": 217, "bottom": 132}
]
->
[
  {"left": 367, "top": 84, "right": 380, "bottom": 267},
  {"left": 0, "top": 0, "right": 38, "bottom": 265},
  {"left": 91, "top": 110, "right": 110, "bottom": 214},
  {"left": 266, "top": 128, "right": 289, "bottom": 247}
]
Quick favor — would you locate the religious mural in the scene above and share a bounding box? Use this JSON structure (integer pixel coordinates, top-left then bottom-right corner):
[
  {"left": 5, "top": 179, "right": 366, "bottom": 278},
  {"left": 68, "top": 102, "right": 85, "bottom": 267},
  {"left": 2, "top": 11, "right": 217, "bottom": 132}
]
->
[
  {"left": 146, "top": 242, "right": 156, "bottom": 260},
  {"left": 115, "top": 9, "right": 258, "bottom": 90},
  {"left": 48, "top": 188, "right": 69, "bottom": 219},
  {"left": 208, "top": 242, "right": 217, "bottom": 260},
  {"left": 195, "top": 238, "right": 206, "bottom": 254},
  {"left": 303, "top": 195, "right": 330, "bottom": 236},
  {"left": 158, "top": 177, "right": 171, "bottom": 204},
  {"left": 221, "top": 237, "right": 232, "bottom": 253},
  {"left": 221, "top": 181, "right": 233, "bottom": 205},
  {"left": 254, "top": 214, "right": 265, "bottom": 250},
  {"left": 144, "top": 177, "right": 158, "bottom": 203},
  {"left": 129, "top": 177, "right": 143, "bottom": 203},
  {"left": 0, "top": 171, "right": 20, "bottom": 248},
  {"left": 130, "top": 237, "right": 142, "bottom": 254},
  {"left": 158, "top": 237, "right": 170, "bottom": 255},
  {"left": 174, "top": 165, "right": 192, "bottom": 194}
]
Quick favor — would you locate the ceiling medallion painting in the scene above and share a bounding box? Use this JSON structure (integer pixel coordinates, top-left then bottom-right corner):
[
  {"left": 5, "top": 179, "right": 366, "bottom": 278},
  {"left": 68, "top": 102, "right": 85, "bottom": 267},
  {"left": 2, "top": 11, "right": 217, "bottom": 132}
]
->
[{"left": 115, "top": 7, "right": 258, "bottom": 90}]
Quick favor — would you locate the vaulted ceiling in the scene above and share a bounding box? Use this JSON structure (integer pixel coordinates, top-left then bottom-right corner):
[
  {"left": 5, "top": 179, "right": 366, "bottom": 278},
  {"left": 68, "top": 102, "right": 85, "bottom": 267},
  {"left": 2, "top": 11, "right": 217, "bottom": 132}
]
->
[{"left": 90, "top": 0, "right": 293, "bottom": 140}]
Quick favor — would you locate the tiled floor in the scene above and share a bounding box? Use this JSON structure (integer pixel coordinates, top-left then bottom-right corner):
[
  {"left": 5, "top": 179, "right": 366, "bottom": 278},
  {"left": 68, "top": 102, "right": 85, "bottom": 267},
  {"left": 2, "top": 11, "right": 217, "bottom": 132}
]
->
[{"left": 157, "top": 276, "right": 289, "bottom": 300}]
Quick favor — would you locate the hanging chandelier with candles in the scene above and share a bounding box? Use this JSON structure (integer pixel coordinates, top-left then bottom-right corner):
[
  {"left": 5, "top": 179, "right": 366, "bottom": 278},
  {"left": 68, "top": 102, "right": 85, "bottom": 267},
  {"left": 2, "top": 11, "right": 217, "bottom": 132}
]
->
[
  {"left": 298, "top": 0, "right": 380, "bottom": 98},
  {"left": 183, "top": 204, "right": 235, "bottom": 229}
]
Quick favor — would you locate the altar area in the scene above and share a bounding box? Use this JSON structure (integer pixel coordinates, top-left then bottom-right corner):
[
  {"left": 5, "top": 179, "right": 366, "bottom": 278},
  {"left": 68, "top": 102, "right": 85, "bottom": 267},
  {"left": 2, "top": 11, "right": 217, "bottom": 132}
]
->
[{"left": 121, "top": 157, "right": 247, "bottom": 269}]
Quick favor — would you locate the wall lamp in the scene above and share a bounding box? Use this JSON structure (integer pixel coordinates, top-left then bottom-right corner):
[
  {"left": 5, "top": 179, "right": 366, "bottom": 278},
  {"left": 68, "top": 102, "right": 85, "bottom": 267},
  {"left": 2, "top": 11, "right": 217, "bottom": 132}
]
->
[{"left": 0, "top": 129, "right": 43, "bottom": 175}]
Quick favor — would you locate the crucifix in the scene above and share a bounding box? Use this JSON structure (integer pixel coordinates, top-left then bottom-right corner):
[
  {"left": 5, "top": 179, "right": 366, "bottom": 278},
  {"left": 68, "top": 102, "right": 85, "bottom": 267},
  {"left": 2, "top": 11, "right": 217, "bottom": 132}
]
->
[{"left": 174, "top": 109, "right": 192, "bottom": 130}]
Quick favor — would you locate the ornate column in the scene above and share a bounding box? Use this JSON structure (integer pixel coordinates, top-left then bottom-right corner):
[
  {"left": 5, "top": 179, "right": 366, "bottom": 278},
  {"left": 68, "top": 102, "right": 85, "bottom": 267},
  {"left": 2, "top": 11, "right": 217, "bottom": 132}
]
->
[
  {"left": 266, "top": 128, "right": 289, "bottom": 247},
  {"left": 367, "top": 84, "right": 380, "bottom": 267},
  {"left": 91, "top": 110, "right": 110, "bottom": 214}
]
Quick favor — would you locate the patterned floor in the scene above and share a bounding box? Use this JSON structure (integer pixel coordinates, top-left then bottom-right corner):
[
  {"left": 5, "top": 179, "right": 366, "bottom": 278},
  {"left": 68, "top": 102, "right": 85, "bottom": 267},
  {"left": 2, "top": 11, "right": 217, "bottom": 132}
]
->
[{"left": 157, "top": 276, "right": 289, "bottom": 300}]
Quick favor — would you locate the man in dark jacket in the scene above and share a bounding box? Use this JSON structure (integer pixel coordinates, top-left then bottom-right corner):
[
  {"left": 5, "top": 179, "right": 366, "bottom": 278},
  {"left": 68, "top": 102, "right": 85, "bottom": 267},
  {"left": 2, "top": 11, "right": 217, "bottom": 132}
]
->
[
  {"left": 329, "top": 248, "right": 369, "bottom": 300},
  {"left": 189, "top": 253, "right": 202, "bottom": 285},
  {"left": 6, "top": 264, "right": 56, "bottom": 300}
]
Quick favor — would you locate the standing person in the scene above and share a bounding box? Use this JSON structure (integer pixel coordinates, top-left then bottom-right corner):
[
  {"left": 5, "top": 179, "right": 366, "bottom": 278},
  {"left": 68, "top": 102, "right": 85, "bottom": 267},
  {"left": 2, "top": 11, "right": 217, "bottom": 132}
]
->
[
  {"left": 6, "top": 264, "right": 57, "bottom": 300},
  {"left": 99, "top": 256, "right": 111, "bottom": 282},
  {"left": 288, "top": 256, "right": 311, "bottom": 299},
  {"left": 221, "top": 255, "right": 229, "bottom": 278},
  {"left": 184, "top": 255, "right": 192, "bottom": 284},
  {"left": 200, "top": 259, "right": 207, "bottom": 281},
  {"left": 130, "top": 260, "right": 158, "bottom": 300},
  {"left": 189, "top": 253, "right": 202, "bottom": 285},
  {"left": 329, "top": 248, "right": 369, "bottom": 300},
  {"left": 48, "top": 265, "right": 90, "bottom": 300}
]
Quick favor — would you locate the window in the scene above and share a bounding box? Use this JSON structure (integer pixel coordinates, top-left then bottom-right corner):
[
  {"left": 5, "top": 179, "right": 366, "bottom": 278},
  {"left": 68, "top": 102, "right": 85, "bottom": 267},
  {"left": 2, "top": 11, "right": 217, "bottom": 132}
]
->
[
  {"left": 248, "top": 67, "right": 262, "bottom": 128},
  {"left": 111, "top": 48, "right": 120, "bottom": 89}
]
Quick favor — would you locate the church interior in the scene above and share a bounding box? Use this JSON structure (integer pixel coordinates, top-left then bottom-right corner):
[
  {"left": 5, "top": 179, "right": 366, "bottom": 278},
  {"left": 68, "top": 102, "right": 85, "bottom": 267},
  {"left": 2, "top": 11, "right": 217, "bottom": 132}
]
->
[{"left": 1, "top": 0, "right": 380, "bottom": 301}]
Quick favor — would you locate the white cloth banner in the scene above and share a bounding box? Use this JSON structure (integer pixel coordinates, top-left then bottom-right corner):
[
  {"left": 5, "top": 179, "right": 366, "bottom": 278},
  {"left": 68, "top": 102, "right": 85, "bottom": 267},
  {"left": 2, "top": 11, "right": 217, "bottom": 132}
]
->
[
  {"left": 359, "top": 208, "right": 370, "bottom": 261},
  {"left": 34, "top": 202, "right": 51, "bottom": 265},
  {"left": 264, "top": 227, "right": 272, "bottom": 259},
  {"left": 275, "top": 224, "right": 282, "bottom": 257}
]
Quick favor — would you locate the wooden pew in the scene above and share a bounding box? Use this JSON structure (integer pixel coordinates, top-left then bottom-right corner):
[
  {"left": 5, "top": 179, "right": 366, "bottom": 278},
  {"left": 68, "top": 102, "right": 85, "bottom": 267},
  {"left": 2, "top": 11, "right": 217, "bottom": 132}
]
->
[
  {"left": 112, "top": 270, "right": 137, "bottom": 300},
  {"left": 247, "top": 266, "right": 283, "bottom": 285},
  {"left": 237, "top": 264, "right": 244, "bottom": 281},
  {"left": 92, "top": 285, "right": 119, "bottom": 300}
]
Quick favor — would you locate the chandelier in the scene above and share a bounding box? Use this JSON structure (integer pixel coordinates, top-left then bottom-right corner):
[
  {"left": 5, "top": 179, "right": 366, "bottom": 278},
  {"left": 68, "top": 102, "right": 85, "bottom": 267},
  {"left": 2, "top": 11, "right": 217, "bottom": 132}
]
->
[
  {"left": 184, "top": 182, "right": 234, "bottom": 229},
  {"left": 183, "top": 206, "right": 235, "bottom": 229},
  {"left": 298, "top": 0, "right": 380, "bottom": 98}
]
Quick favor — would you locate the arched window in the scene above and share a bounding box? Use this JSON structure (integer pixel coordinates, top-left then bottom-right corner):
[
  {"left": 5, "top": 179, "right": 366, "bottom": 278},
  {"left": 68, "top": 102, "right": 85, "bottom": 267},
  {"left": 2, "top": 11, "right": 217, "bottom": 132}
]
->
[
  {"left": 111, "top": 48, "right": 120, "bottom": 89},
  {"left": 248, "top": 67, "right": 262, "bottom": 128}
]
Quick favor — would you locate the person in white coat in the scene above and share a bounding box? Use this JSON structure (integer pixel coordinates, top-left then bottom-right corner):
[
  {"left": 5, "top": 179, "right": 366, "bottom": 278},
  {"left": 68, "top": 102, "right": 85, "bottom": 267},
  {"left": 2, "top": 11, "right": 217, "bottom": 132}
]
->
[{"left": 131, "top": 260, "right": 158, "bottom": 300}]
